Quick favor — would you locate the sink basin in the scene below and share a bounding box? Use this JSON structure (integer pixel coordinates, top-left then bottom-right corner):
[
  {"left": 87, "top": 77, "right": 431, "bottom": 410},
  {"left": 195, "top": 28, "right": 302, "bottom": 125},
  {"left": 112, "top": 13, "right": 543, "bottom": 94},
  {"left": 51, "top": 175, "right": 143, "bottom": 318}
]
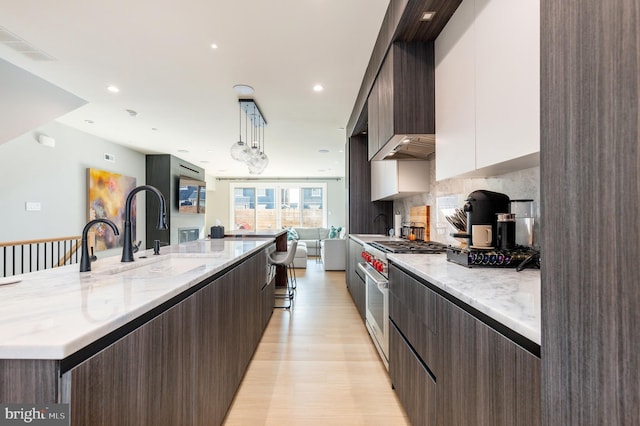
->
[{"left": 91, "top": 256, "right": 206, "bottom": 279}]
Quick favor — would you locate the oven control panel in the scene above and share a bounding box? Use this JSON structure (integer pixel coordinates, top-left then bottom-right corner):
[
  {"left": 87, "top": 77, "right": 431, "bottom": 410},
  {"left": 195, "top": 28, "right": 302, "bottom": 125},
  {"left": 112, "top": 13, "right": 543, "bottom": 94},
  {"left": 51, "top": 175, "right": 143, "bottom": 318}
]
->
[{"left": 361, "top": 250, "right": 387, "bottom": 275}]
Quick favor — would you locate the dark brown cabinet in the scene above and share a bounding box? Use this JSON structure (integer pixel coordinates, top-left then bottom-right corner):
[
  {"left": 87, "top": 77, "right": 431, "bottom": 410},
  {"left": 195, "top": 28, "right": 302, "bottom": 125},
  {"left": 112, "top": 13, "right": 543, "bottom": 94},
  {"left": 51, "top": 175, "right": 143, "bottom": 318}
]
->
[
  {"left": 389, "top": 321, "right": 437, "bottom": 426},
  {"left": 388, "top": 263, "right": 540, "bottom": 426},
  {"left": 145, "top": 154, "right": 206, "bottom": 247},
  {"left": 63, "top": 249, "right": 269, "bottom": 426},
  {"left": 367, "top": 42, "right": 435, "bottom": 160},
  {"left": 437, "top": 298, "right": 540, "bottom": 426},
  {"left": 346, "top": 238, "right": 366, "bottom": 321}
]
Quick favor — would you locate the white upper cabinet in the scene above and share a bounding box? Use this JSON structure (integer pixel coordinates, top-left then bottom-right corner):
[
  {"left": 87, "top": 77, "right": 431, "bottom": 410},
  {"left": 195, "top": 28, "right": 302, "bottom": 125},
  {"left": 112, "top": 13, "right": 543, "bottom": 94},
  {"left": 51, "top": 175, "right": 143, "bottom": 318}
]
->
[
  {"left": 435, "top": 0, "right": 476, "bottom": 181},
  {"left": 435, "top": 0, "right": 540, "bottom": 181}
]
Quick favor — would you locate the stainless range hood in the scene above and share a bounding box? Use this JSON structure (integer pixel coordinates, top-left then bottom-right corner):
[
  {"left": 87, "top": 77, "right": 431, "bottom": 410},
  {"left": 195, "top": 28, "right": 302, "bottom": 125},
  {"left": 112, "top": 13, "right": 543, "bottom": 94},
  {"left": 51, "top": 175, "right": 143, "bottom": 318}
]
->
[{"left": 371, "top": 134, "right": 436, "bottom": 161}]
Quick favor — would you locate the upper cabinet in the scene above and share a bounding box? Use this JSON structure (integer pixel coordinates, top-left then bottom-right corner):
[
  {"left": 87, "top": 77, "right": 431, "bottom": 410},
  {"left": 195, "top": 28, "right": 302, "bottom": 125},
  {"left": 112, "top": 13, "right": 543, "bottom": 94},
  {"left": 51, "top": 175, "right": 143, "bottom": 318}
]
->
[
  {"left": 435, "top": 0, "right": 540, "bottom": 181},
  {"left": 368, "top": 42, "right": 435, "bottom": 161}
]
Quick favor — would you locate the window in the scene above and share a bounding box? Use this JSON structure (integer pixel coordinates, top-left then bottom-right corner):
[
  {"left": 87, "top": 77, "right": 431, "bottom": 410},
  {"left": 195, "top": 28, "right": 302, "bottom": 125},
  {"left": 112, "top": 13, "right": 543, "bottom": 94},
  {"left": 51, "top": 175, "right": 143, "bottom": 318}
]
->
[{"left": 230, "top": 183, "right": 327, "bottom": 230}]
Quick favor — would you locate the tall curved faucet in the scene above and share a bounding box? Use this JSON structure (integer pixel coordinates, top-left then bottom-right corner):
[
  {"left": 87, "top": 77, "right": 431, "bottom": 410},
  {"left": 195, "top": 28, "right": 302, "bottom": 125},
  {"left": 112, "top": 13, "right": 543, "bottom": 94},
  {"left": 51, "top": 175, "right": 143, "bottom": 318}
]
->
[
  {"left": 121, "top": 185, "right": 168, "bottom": 262},
  {"left": 80, "top": 219, "right": 120, "bottom": 272}
]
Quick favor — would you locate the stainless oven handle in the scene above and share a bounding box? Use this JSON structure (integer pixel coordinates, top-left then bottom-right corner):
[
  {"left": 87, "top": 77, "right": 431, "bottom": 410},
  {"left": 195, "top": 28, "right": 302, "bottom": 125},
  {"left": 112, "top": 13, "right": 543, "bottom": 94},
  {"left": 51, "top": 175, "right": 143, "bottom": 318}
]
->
[{"left": 358, "top": 263, "right": 388, "bottom": 288}]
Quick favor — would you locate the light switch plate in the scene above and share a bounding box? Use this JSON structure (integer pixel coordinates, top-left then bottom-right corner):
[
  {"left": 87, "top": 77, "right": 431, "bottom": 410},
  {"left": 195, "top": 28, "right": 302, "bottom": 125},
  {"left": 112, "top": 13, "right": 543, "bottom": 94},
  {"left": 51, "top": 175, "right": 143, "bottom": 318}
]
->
[{"left": 25, "top": 201, "right": 41, "bottom": 211}]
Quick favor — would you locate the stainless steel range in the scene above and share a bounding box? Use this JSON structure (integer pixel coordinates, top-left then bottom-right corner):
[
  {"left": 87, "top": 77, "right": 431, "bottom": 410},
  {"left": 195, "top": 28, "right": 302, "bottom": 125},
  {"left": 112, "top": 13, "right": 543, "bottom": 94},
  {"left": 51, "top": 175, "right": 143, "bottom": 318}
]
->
[{"left": 358, "top": 239, "right": 447, "bottom": 370}]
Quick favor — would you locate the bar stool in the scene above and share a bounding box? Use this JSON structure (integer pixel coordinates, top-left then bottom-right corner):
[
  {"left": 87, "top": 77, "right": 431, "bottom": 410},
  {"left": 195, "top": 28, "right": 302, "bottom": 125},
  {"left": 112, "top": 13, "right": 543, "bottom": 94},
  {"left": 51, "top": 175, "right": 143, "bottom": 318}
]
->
[{"left": 268, "top": 240, "right": 297, "bottom": 309}]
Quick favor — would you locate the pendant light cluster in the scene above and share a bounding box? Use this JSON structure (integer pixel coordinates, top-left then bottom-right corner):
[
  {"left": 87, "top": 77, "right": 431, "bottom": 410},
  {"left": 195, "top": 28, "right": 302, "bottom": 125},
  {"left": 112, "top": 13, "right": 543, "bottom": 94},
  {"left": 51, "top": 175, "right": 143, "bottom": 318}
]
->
[{"left": 230, "top": 99, "right": 269, "bottom": 174}]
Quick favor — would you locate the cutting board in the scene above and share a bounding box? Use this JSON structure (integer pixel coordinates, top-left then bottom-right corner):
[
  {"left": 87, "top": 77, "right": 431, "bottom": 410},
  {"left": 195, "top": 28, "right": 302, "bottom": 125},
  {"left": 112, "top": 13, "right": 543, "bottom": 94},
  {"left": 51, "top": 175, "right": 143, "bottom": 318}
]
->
[{"left": 409, "top": 205, "right": 430, "bottom": 240}]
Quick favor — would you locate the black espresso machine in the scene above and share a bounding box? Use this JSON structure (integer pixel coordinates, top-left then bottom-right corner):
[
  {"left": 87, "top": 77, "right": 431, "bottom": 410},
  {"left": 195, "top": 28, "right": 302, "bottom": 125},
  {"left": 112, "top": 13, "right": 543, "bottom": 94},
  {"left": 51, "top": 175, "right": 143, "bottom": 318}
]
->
[
  {"left": 463, "top": 189, "right": 510, "bottom": 246},
  {"left": 447, "top": 189, "right": 540, "bottom": 270}
]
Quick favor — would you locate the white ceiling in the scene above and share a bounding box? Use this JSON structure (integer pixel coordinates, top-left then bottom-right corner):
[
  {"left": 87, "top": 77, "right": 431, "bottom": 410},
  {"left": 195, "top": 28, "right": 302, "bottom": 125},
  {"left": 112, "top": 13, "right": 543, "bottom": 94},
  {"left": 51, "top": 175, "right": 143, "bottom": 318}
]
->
[{"left": 0, "top": 0, "right": 389, "bottom": 178}]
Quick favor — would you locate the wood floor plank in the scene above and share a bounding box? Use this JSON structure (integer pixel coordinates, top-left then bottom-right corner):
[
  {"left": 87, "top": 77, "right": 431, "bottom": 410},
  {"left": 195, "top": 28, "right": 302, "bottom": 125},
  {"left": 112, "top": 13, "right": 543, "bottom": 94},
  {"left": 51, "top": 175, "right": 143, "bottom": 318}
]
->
[{"left": 223, "top": 263, "right": 409, "bottom": 425}]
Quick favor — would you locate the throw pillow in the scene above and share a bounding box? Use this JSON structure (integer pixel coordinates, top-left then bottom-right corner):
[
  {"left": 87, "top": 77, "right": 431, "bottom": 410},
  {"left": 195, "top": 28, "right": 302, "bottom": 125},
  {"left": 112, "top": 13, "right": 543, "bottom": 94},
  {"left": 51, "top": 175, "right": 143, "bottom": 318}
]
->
[
  {"left": 286, "top": 227, "right": 299, "bottom": 241},
  {"left": 329, "top": 226, "right": 342, "bottom": 239}
]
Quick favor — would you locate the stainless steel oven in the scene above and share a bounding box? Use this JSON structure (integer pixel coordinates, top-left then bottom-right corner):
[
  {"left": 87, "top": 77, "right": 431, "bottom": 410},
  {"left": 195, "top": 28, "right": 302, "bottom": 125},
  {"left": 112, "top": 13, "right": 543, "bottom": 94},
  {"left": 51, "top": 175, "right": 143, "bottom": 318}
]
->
[
  {"left": 359, "top": 239, "right": 446, "bottom": 371},
  {"left": 358, "top": 261, "right": 389, "bottom": 370}
]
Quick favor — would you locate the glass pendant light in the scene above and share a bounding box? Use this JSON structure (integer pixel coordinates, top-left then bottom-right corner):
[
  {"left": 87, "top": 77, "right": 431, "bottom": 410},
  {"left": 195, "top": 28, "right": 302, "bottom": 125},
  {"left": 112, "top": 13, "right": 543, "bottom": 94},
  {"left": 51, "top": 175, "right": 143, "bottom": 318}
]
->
[{"left": 230, "top": 103, "right": 250, "bottom": 162}]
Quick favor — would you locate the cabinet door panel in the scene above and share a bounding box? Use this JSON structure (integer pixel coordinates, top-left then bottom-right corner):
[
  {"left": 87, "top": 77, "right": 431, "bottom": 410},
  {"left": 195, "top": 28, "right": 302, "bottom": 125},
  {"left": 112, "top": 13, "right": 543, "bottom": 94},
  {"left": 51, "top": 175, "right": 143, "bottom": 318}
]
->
[
  {"left": 435, "top": 0, "right": 476, "bottom": 180},
  {"left": 474, "top": 0, "right": 540, "bottom": 169},
  {"left": 390, "top": 322, "right": 436, "bottom": 426},
  {"left": 70, "top": 299, "right": 194, "bottom": 426}
]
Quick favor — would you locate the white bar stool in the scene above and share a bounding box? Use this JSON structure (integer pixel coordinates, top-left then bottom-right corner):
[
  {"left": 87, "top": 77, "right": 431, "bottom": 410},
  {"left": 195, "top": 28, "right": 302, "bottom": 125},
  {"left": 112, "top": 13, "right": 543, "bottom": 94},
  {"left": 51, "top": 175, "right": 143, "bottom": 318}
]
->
[{"left": 268, "top": 240, "right": 297, "bottom": 309}]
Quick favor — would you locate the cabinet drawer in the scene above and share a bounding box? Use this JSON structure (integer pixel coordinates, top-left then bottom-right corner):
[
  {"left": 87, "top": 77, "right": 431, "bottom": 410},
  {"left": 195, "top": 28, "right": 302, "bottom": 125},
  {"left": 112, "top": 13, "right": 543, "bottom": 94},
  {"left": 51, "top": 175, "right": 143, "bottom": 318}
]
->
[
  {"left": 390, "top": 321, "right": 436, "bottom": 426},
  {"left": 389, "top": 263, "right": 438, "bottom": 373}
]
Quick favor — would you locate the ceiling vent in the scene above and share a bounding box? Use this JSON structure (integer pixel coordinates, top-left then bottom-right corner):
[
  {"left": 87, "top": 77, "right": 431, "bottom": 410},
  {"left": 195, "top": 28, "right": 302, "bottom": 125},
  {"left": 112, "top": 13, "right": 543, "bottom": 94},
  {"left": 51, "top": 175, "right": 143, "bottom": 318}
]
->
[{"left": 0, "top": 26, "right": 56, "bottom": 61}]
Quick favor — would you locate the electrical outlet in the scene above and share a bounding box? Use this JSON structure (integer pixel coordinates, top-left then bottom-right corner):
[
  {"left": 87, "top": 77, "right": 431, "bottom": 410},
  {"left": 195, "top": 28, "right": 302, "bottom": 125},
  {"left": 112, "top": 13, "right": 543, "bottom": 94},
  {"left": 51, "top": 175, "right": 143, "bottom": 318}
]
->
[{"left": 25, "top": 202, "right": 41, "bottom": 211}]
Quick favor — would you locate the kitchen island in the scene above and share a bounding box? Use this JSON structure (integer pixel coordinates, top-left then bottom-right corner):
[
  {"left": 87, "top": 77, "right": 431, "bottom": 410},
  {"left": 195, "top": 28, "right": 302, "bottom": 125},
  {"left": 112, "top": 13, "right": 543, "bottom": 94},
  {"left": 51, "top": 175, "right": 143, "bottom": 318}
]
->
[{"left": 0, "top": 238, "right": 275, "bottom": 425}]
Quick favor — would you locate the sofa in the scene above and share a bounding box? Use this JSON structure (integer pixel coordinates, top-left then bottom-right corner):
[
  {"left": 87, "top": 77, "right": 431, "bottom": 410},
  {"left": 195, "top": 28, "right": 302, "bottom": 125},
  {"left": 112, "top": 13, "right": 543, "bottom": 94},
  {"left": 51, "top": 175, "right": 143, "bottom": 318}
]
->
[
  {"left": 290, "top": 227, "right": 330, "bottom": 257},
  {"left": 321, "top": 238, "right": 346, "bottom": 270}
]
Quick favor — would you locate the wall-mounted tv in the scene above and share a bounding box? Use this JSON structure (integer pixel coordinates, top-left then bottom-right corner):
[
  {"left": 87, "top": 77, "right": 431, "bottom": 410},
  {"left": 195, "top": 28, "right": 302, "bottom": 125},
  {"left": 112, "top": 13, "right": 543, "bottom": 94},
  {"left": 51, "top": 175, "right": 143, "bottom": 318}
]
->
[{"left": 178, "top": 176, "right": 206, "bottom": 214}]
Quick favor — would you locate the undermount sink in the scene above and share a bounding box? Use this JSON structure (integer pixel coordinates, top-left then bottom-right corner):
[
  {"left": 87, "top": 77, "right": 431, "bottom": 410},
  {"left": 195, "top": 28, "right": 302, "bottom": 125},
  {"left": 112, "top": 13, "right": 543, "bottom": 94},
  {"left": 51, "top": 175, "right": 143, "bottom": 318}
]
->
[{"left": 91, "top": 255, "right": 207, "bottom": 279}]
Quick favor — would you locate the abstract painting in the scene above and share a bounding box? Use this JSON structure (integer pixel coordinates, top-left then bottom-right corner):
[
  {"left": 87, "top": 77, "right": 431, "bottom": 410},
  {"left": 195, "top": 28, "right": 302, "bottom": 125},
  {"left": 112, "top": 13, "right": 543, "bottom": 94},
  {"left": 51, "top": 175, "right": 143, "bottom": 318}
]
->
[{"left": 87, "top": 168, "right": 136, "bottom": 250}]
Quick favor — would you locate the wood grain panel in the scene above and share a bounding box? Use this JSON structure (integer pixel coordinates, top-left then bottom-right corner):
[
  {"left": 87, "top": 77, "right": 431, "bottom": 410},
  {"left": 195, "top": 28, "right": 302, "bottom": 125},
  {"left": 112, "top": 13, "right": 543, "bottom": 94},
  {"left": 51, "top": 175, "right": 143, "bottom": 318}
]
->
[
  {"left": 0, "top": 360, "right": 59, "bottom": 403},
  {"left": 347, "top": 0, "right": 462, "bottom": 138},
  {"left": 346, "top": 135, "right": 393, "bottom": 234},
  {"left": 70, "top": 298, "right": 194, "bottom": 426},
  {"left": 389, "top": 322, "right": 437, "bottom": 426},
  {"left": 541, "top": 1, "right": 640, "bottom": 424}
]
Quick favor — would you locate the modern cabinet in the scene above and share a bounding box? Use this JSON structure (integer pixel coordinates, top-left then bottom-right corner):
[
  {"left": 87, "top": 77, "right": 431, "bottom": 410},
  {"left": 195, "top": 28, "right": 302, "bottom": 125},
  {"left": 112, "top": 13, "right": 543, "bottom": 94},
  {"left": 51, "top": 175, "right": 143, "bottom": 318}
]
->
[
  {"left": 346, "top": 237, "right": 366, "bottom": 321},
  {"left": 345, "top": 134, "right": 393, "bottom": 235},
  {"left": 435, "top": 0, "right": 540, "bottom": 181},
  {"left": 63, "top": 250, "right": 269, "bottom": 426},
  {"left": 70, "top": 295, "right": 194, "bottom": 425},
  {"left": 145, "top": 154, "right": 206, "bottom": 248},
  {"left": 370, "top": 160, "right": 429, "bottom": 201},
  {"left": 367, "top": 42, "right": 435, "bottom": 161},
  {"left": 437, "top": 296, "right": 541, "bottom": 425},
  {"left": 388, "top": 263, "right": 540, "bottom": 425}
]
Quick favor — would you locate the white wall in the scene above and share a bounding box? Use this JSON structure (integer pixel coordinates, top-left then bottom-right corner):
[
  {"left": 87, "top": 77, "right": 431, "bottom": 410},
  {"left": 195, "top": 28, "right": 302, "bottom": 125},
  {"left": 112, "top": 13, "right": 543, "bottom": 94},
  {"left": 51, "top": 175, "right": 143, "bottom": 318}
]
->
[
  {"left": 0, "top": 121, "right": 146, "bottom": 258},
  {"left": 205, "top": 178, "right": 346, "bottom": 233}
]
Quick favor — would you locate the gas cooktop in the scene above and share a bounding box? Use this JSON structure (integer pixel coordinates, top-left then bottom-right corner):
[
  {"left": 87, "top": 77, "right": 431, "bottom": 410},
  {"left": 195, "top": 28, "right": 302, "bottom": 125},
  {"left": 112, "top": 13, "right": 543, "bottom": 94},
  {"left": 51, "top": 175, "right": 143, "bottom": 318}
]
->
[{"left": 369, "top": 240, "right": 448, "bottom": 254}]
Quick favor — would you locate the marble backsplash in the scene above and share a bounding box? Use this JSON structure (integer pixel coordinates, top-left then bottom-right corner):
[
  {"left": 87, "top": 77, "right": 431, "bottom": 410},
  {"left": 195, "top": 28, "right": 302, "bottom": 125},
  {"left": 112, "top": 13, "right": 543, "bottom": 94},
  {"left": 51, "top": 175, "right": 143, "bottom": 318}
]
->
[{"left": 393, "top": 159, "right": 540, "bottom": 246}]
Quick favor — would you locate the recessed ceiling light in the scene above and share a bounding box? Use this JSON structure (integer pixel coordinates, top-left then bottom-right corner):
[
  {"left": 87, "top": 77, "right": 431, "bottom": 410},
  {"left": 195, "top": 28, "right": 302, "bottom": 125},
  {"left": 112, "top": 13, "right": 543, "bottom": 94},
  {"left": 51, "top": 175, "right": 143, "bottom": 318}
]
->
[
  {"left": 421, "top": 11, "right": 436, "bottom": 21},
  {"left": 319, "top": 149, "right": 330, "bottom": 153},
  {"left": 233, "top": 84, "right": 254, "bottom": 95},
  {"left": 200, "top": 160, "right": 210, "bottom": 163},
  {"left": 151, "top": 127, "right": 158, "bottom": 131},
  {"left": 210, "top": 43, "right": 218, "bottom": 49},
  {"left": 107, "top": 85, "right": 119, "bottom": 93},
  {"left": 177, "top": 149, "right": 189, "bottom": 153},
  {"left": 84, "top": 119, "right": 94, "bottom": 124},
  {"left": 313, "top": 84, "right": 324, "bottom": 92},
  {"left": 125, "top": 109, "right": 137, "bottom": 117}
]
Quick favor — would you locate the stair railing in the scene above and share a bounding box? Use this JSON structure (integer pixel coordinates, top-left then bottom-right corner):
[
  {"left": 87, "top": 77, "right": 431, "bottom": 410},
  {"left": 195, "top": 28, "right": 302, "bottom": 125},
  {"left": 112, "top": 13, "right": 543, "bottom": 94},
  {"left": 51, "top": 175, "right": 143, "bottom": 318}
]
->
[{"left": 0, "top": 236, "right": 82, "bottom": 277}]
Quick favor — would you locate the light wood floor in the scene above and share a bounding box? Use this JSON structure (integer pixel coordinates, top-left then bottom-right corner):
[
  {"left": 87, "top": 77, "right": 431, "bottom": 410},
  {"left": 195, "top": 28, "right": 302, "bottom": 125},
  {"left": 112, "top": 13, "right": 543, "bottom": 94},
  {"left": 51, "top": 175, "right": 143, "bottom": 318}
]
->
[{"left": 223, "top": 260, "right": 410, "bottom": 425}]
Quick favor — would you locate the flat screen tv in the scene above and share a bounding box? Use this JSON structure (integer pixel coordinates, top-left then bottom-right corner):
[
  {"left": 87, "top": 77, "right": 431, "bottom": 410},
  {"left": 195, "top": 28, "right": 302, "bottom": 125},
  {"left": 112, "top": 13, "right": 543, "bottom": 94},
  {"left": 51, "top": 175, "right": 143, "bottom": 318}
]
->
[{"left": 178, "top": 176, "right": 206, "bottom": 214}]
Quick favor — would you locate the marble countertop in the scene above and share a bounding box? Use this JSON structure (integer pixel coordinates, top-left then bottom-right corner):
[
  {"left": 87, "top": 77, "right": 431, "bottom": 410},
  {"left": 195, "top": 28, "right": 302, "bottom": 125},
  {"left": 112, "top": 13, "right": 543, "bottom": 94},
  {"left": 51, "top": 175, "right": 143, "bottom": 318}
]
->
[
  {"left": 0, "top": 238, "right": 272, "bottom": 360},
  {"left": 388, "top": 253, "right": 541, "bottom": 345},
  {"left": 224, "top": 229, "right": 287, "bottom": 238},
  {"left": 349, "top": 234, "right": 540, "bottom": 345}
]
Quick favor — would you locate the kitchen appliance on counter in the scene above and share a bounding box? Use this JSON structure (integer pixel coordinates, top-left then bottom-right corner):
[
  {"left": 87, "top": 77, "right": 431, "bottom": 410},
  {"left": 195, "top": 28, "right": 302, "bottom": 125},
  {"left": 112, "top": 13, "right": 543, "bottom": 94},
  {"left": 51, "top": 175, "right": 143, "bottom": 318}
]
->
[
  {"left": 446, "top": 245, "right": 540, "bottom": 270},
  {"left": 463, "top": 190, "right": 510, "bottom": 247},
  {"left": 510, "top": 199, "right": 535, "bottom": 246},
  {"left": 358, "top": 239, "right": 447, "bottom": 370}
]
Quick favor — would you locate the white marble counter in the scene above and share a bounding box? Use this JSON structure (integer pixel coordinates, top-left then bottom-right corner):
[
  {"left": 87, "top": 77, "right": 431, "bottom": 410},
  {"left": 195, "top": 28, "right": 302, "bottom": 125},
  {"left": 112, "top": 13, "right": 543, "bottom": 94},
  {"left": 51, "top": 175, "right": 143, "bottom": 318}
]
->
[
  {"left": 0, "top": 238, "right": 272, "bottom": 360},
  {"left": 388, "top": 253, "right": 541, "bottom": 345},
  {"left": 349, "top": 234, "right": 404, "bottom": 245}
]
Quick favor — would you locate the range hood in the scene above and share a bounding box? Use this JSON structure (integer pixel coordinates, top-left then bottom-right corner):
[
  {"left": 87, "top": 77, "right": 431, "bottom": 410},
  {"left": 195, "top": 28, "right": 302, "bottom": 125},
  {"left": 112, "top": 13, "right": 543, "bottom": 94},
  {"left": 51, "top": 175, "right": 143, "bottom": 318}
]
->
[{"left": 371, "top": 134, "right": 436, "bottom": 161}]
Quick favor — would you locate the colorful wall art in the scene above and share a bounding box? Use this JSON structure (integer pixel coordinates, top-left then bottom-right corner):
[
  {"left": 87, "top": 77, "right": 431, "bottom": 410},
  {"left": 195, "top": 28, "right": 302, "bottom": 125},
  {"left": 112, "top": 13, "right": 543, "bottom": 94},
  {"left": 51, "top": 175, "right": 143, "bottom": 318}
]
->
[{"left": 87, "top": 168, "right": 136, "bottom": 250}]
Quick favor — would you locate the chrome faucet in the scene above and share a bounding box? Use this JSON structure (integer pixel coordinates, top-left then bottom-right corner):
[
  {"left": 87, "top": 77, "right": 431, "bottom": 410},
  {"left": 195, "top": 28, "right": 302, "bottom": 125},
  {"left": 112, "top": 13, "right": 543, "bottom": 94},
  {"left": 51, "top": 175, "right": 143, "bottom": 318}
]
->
[
  {"left": 121, "top": 185, "right": 168, "bottom": 262},
  {"left": 80, "top": 219, "right": 120, "bottom": 272}
]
